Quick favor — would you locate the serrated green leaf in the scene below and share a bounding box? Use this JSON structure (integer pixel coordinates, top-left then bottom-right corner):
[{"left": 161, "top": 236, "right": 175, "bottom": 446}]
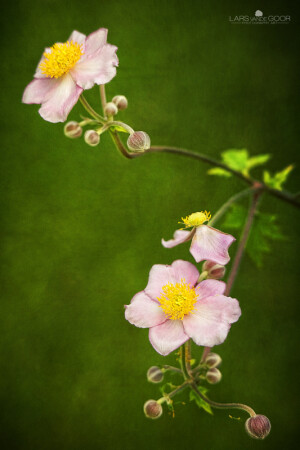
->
[
  {"left": 207, "top": 167, "right": 232, "bottom": 178},
  {"left": 221, "top": 149, "right": 249, "bottom": 171},
  {"left": 189, "top": 388, "right": 213, "bottom": 415},
  {"left": 246, "top": 154, "right": 271, "bottom": 170},
  {"left": 222, "top": 204, "right": 286, "bottom": 267},
  {"left": 263, "top": 165, "right": 294, "bottom": 190}
]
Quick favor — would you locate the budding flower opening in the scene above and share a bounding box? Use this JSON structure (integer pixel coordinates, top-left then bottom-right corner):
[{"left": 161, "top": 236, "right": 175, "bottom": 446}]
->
[
  {"left": 127, "top": 131, "right": 151, "bottom": 152},
  {"left": 202, "top": 260, "right": 225, "bottom": 280},
  {"left": 64, "top": 121, "right": 82, "bottom": 139},
  {"left": 112, "top": 95, "right": 128, "bottom": 110},
  {"left": 206, "top": 367, "right": 222, "bottom": 384},
  {"left": 147, "top": 366, "right": 164, "bottom": 383},
  {"left": 143, "top": 400, "right": 163, "bottom": 419},
  {"left": 245, "top": 415, "right": 271, "bottom": 440},
  {"left": 84, "top": 130, "right": 100, "bottom": 147},
  {"left": 104, "top": 101, "right": 118, "bottom": 117}
]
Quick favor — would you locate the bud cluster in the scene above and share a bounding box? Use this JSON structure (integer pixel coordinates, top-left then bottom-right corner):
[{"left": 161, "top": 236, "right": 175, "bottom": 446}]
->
[{"left": 204, "top": 352, "right": 222, "bottom": 384}]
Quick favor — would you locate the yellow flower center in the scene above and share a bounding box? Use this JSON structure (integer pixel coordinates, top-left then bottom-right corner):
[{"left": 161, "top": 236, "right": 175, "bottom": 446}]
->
[
  {"left": 39, "top": 41, "right": 84, "bottom": 78},
  {"left": 157, "top": 280, "right": 198, "bottom": 320},
  {"left": 179, "top": 211, "right": 211, "bottom": 228}
]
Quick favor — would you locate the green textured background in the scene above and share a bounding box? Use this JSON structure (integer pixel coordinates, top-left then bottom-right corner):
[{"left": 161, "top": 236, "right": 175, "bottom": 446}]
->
[{"left": 1, "top": 0, "right": 299, "bottom": 449}]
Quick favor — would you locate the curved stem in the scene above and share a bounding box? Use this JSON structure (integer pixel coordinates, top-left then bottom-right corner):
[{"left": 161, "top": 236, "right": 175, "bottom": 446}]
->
[
  {"left": 102, "top": 121, "right": 135, "bottom": 135},
  {"left": 179, "top": 345, "right": 190, "bottom": 380},
  {"left": 109, "top": 130, "right": 133, "bottom": 159},
  {"left": 79, "top": 95, "right": 105, "bottom": 123},
  {"left": 157, "top": 381, "right": 190, "bottom": 404},
  {"left": 130, "top": 145, "right": 300, "bottom": 208},
  {"left": 190, "top": 382, "right": 256, "bottom": 417},
  {"left": 162, "top": 365, "right": 183, "bottom": 374},
  {"left": 185, "top": 340, "right": 192, "bottom": 376},
  {"left": 208, "top": 187, "right": 258, "bottom": 227}
]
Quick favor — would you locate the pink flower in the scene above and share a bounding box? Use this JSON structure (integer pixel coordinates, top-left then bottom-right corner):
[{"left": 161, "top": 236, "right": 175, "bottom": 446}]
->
[
  {"left": 22, "top": 29, "right": 118, "bottom": 123},
  {"left": 125, "top": 260, "right": 241, "bottom": 356},
  {"left": 162, "top": 211, "right": 235, "bottom": 265}
]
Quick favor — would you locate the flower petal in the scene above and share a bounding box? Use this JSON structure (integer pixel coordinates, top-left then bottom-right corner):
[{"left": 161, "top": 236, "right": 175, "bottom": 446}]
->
[
  {"left": 145, "top": 260, "right": 200, "bottom": 301},
  {"left": 183, "top": 295, "right": 241, "bottom": 347},
  {"left": 161, "top": 229, "right": 192, "bottom": 248},
  {"left": 22, "top": 77, "right": 57, "bottom": 104},
  {"left": 68, "top": 30, "right": 86, "bottom": 46},
  {"left": 34, "top": 47, "right": 51, "bottom": 78},
  {"left": 70, "top": 44, "right": 118, "bottom": 90},
  {"left": 38, "top": 74, "right": 83, "bottom": 123},
  {"left": 125, "top": 292, "right": 167, "bottom": 328},
  {"left": 149, "top": 320, "right": 189, "bottom": 355},
  {"left": 84, "top": 28, "right": 108, "bottom": 55},
  {"left": 195, "top": 279, "right": 226, "bottom": 300},
  {"left": 190, "top": 225, "right": 235, "bottom": 265}
]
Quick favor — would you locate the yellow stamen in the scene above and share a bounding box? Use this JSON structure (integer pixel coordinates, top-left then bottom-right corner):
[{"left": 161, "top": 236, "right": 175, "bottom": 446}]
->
[
  {"left": 39, "top": 41, "right": 83, "bottom": 78},
  {"left": 157, "top": 280, "right": 198, "bottom": 320},
  {"left": 179, "top": 211, "right": 211, "bottom": 229}
]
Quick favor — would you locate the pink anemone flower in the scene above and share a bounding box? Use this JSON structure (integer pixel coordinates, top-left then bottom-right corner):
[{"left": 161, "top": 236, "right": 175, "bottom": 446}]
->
[
  {"left": 162, "top": 211, "right": 235, "bottom": 265},
  {"left": 22, "top": 29, "right": 118, "bottom": 123},
  {"left": 125, "top": 260, "right": 241, "bottom": 356}
]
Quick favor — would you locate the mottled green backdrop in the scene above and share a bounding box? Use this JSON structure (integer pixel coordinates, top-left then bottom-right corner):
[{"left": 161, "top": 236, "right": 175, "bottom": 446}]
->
[{"left": 1, "top": 0, "right": 299, "bottom": 449}]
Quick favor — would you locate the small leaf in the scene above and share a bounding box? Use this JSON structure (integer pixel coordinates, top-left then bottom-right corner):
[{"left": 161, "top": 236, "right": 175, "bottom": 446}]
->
[
  {"left": 263, "top": 165, "right": 294, "bottom": 191},
  {"left": 189, "top": 388, "right": 213, "bottom": 415},
  {"left": 111, "top": 125, "right": 129, "bottom": 133},
  {"left": 246, "top": 154, "right": 271, "bottom": 170},
  {"left": 207, "top": 167, "right": 232, "bottom": 178},
  {"left": 221, "top": 149, "right": 249, "bottom": 171}
]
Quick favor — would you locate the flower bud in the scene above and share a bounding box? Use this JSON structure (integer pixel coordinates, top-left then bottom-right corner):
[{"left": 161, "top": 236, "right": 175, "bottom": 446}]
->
[
  {"left": 84, "top": 130, "right": 100, "bottom": 147},
  {"left": 104, "top": 102, "right": 118, "bottom": 117},
  {"left": 205, "top": 352, "right": 222, "bottom": 369},
  {"left": 127, "top": 131, "right": 151, "bottom": 152},
  {"left": 245, "top": 415, "right": 271, "bottom": 439},
  {"left": 64, "top": 121, "right": 82, "bottom": 139},
  {"left": 206, "top": 367, "right": 222, "bottom": 384},
  {"left": 202, "top": 260, "right": 225, "bottom": 280},
  {"left": 112, "top": 95, "right": 128, "bottom": 110},
  {"left": 147, "top": 366, "right": 164, "bottom": 383},
  {"left": 143, "top": 400, "right": 163, "bottom": 419}
]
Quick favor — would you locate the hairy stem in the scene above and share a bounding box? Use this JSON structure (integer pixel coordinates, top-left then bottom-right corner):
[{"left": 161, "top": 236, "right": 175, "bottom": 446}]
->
[
  {"left": 179, "top": 345, "right": 190, "bottom": 380},
  {"left": 79, "top": 95, "right": 105, "bottom": 123},
  {"left": 225, "top": 191, "right": 262, "bottom": 295},
  {"left": 190, "top": 382, "right": 256, "bottom": 417},
  {"left": 185, "top": 340, "right": 192, "bottom": 376}
]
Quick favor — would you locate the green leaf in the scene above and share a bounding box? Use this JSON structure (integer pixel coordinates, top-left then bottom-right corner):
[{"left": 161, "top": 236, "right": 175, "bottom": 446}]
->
[
  {"left": 189, "top": 387, "right": 213, "bottom": 415},
  {"left": 263, "top": 165, "right": 294, "bottom": 191},
  {"left": 222, "top": 204, "right": 286, "bottom": 267},
  {"left": 221, "top": 149, "right": 249, "bottom": 172},
  {"left": 207, "top": 167, "right": 232, "bottom": 177},
  {"left": 110, "top": 125, "right": 129, "bottom": 133},
  {"left": 246, "top": 154, "right": 271, "bottom": 170}
]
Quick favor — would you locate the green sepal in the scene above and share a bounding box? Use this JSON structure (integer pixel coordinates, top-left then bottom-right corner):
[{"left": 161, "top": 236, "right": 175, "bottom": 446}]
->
[
  {"left": 110, "top": 125, "right": 129, "bottom": 133},
  {"left": 263, "top": 165, "right": 294, "bottom": 190},
  {"left": 189, "top": 387, "right": 213, "bottom": 415},
  {"left": 207, "top": 167, "right": 232, "bottom": 177}
]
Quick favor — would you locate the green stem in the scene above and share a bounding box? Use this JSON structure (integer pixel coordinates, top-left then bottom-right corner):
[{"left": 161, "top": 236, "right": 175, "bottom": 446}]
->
[
  {"left": 109, "top": 130, "right": 133, "bottom": 159},
  {"left": 185, "top": 340, "right": 192, "bottom": 375},
  {"left": 190, "top": 382, "right": 256, "bottom": 417},
  {"left": 79, "top": 95, "right": 106, "bottom": 123},
  {"left": 100, "top": 85, "right": 107, "bottom": 116},
  {"left": 162, "top": 365, "right": 183, "bottom": 374},
  {"left": 157, "top": 381, "right": 190, "bottom": 404},
  {"left": 179, "top": 345, "right": 190, "bottom": 380},
  {"left": 208, "top": 187, "right": 259, "bottom": 227}
]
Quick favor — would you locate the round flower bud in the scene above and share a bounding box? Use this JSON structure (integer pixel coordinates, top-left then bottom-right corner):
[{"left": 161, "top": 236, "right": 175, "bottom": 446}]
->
[
  {"left": 84, "top": 130, "right": 100, "bottom": 147},
  {"left": 147, "top": 366, "right": 164, "bottom": 384},
  {"left": 202, "top": 260, "right": 225, "bottom": 280},
  {"left": 104, "top": 102, "right": 118, "bottom": 117},
  {"left": 205, "top": 352, "right": 222, "bottom": 369},
  {"left": 112, "top": 95, "right": 128, "bottom": 110},
  {"left": 64, "top": 121, "right": 82, "bottom": 139},
  {"left": 245, "top": 415, "right": 271, "bottom": 440},
  {"left": 127, "top": 131, "right": 151, "bottom": 152},
  {"left": 206, "top": 367, "right": 222, "bottom": 384},
  {"left": 143, "top": 400, "right": 163, "bottom": 419}
]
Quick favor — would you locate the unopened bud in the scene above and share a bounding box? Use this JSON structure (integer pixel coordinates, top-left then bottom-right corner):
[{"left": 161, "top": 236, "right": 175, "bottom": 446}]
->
[
  {"left": 64, "top": 121, "right": 82, "bottom": 138},
  {"left": 112, "top": 95, "right": 128, "bottom": 110},
  {"left": 205, "top": 352, "right": 222, "bottom": 369},
  {"left": 245, "top": 415, "right": 271, "bottom": 440},
  {"left": 104, "top": 102, "right": 118, "bottom": 117},
  {"left": 143, "top": 400, "right": 163, "bottom": 419},
  {"left": 127, "top": 131, "right": 151, "bottom": 152},
  {"left": 202, "top": 260, "right": 225, "bottom": 280},
  {"left": 84, "top": 130, "right": 100, "bottom": 147},
  {"left": 147, "top": 366, "right": 164, "bottom": 383},
  {"left": 206, "top": 367, "right": 222, "bottom": 384}
]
